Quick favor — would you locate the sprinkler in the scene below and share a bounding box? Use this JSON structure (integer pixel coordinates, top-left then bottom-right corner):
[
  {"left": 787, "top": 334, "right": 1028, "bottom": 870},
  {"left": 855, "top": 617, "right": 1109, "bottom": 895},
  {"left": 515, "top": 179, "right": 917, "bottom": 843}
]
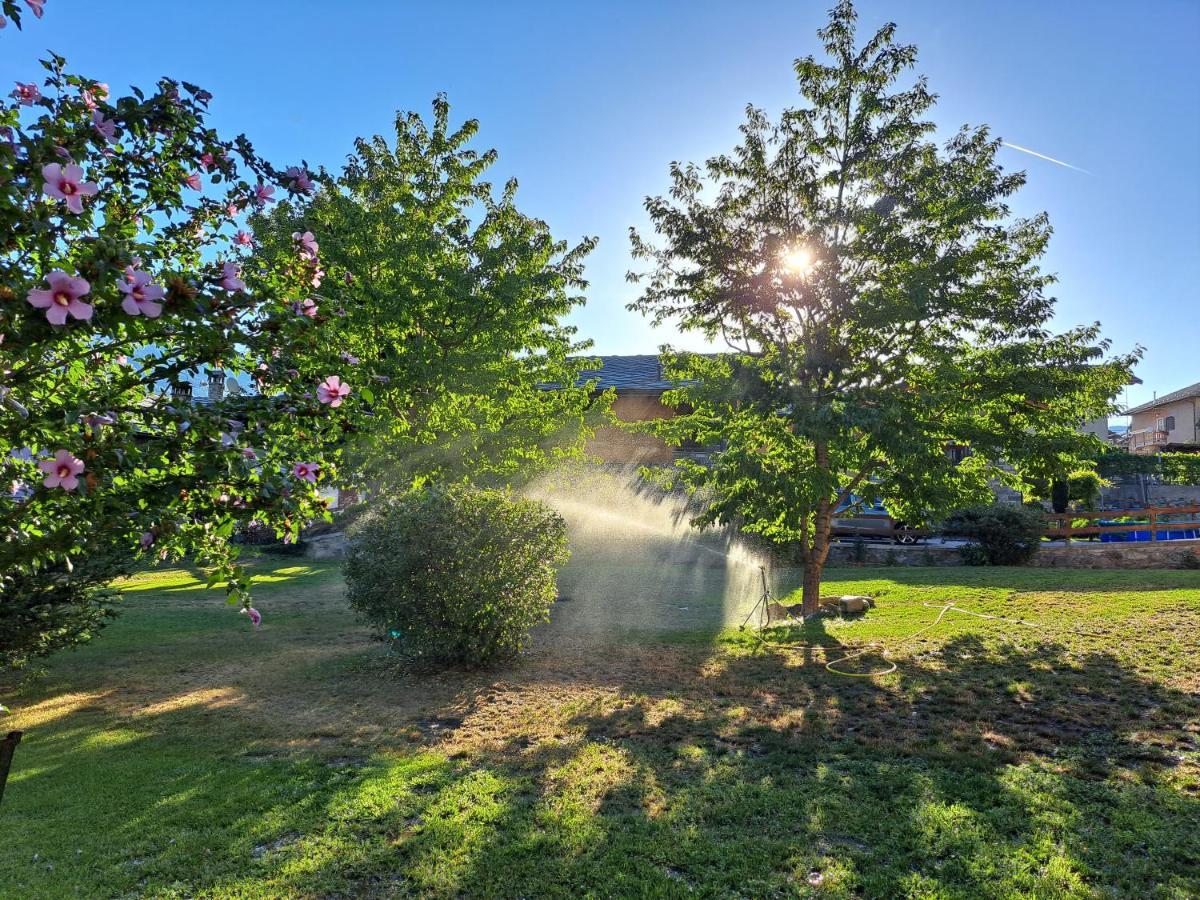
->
[{"left": 738, "top": 566, "right": 774, "bottom": 632}]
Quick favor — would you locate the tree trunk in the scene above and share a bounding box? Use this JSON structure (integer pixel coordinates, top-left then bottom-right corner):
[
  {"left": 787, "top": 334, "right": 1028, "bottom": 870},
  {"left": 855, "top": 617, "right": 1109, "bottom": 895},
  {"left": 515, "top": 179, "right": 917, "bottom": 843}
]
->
[
  {"left": 801, "top": 442, "right": 835, "bottom": 618},
  {"left": 801, "top": 559, "right": 824, "bottom": 618}
]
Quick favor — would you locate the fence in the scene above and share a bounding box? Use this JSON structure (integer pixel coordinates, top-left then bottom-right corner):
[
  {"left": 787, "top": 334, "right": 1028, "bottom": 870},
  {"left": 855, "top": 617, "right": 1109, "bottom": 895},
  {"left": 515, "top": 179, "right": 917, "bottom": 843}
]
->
[{"left": 1043, "top": 504, "right": 1200, "bottom": 541}]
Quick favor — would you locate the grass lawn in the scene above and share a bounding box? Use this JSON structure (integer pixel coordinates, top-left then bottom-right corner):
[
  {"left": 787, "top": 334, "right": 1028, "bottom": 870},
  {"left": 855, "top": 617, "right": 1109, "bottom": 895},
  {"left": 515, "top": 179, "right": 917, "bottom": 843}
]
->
[{"left": 1, "top": 558, "right": 1198, "bottom": 898}]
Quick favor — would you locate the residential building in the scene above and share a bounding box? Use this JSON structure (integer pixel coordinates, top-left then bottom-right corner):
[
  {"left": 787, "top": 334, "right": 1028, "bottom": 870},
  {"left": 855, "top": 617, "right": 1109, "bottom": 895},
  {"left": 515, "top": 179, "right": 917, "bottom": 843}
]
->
[
  {"left": 577, "top": 355, "right": 703, "bottom": 465},
  {"left": 1122, "top": 382, "right": 1200, "bottom": 454}
]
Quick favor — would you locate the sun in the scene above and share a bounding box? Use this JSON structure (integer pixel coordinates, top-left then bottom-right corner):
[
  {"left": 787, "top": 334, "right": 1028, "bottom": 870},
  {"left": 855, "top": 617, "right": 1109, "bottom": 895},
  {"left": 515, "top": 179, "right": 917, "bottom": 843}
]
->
[{"left": 781, "top": 246, "right": 813, "bottom": 275}]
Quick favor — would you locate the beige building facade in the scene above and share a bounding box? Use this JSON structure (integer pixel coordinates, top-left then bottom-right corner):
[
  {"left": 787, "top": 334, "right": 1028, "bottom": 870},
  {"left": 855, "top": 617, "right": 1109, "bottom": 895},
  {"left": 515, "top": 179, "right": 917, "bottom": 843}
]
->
[{"left": 1123, "top": 382, "right": 1200, "bottom": 454}]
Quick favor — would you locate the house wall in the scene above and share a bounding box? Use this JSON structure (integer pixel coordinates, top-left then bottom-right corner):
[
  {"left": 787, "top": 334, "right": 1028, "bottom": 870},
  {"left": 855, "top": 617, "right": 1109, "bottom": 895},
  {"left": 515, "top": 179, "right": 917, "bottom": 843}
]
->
[
  {"left": 1081, "top": 416, "right": 1109, "bottom": 440},
  {"left": 1129, "top": 398, "right": 1199, "bottom": 453},
  {"left": 587, "top": 391, "right": 676, "bottom": 465}
]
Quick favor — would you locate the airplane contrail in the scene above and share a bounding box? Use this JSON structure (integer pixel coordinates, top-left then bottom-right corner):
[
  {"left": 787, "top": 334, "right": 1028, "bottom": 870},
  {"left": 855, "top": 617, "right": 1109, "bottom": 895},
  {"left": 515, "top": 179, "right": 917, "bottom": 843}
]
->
[{"left": 1001, "top": 141, "right": 1093, "bottom": 175}]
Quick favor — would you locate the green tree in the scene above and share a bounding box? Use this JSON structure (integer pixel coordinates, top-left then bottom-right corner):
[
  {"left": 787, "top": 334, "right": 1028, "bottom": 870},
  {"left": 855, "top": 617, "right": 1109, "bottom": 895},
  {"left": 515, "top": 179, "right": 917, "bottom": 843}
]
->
[
  {"left": 628, "top": 2, "right": 1137, "bottom": 615},
  {"left": 254, "top": 97, "right": 607, "bottom": 490}
]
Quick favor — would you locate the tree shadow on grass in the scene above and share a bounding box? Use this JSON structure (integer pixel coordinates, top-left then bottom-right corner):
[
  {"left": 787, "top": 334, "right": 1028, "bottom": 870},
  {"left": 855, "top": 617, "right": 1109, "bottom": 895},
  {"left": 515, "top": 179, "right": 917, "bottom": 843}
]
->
[
  {"left": 4, "top": 627, "right": 1197, "bottom": 897},
  {"left": 392, "top": 629, "right": 1200, "bottom": 897}
]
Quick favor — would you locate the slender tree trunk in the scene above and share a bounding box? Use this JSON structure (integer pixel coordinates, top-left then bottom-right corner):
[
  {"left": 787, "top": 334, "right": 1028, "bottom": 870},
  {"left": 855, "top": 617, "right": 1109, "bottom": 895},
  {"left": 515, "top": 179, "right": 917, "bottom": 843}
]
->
[{"left": 800, "top": 441, "right": 835, "bottom": 617}]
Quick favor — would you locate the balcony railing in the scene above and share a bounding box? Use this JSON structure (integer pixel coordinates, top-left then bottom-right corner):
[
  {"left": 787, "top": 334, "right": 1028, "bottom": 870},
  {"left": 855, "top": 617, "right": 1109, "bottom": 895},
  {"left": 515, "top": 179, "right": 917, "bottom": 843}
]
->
[{"left": 1124, "top": 428, "right": 1169, "bottom": 451}]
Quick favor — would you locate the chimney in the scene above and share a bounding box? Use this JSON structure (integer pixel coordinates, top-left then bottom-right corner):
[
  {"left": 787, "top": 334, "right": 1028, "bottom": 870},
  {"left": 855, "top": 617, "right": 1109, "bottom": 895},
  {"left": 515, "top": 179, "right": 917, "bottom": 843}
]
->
[
  {"left": 207, "top": 369, "right": 225, "bottom": 401},
  {"left": 171, "top": 382, "right": 193, "bottom": 400}
]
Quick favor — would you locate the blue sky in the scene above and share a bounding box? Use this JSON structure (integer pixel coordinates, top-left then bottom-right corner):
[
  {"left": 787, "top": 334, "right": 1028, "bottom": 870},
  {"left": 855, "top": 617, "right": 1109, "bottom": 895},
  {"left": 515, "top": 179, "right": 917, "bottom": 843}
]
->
[{"left": 4, "top": 1, "right": 1197, "bottom": 413}]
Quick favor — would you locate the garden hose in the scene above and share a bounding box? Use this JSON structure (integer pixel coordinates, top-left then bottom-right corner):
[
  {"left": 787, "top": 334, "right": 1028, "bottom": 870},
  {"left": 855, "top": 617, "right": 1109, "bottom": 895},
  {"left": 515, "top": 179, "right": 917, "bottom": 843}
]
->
[{"left": 756, "top": 602, "right": 1054, "bottom": 678}]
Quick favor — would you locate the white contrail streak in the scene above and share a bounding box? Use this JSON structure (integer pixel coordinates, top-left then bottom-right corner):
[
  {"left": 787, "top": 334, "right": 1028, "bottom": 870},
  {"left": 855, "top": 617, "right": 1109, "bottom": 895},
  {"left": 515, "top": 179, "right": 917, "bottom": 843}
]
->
[{"left": 1001, "top": 141, "right": 1093, "bottom": 175}]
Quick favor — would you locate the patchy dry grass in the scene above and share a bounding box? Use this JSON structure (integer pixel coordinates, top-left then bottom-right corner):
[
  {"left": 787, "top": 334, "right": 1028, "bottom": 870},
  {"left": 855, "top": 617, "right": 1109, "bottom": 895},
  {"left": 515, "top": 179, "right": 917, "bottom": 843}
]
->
[{"left": 1, "top": 559, "right": 1198, "bottom": 897}]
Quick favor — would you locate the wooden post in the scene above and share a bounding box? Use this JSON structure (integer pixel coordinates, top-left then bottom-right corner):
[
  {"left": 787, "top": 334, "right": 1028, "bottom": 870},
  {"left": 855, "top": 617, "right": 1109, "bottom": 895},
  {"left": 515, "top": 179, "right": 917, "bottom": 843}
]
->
[
  {"left": 0, "top": 731, "right": 21, "bottom": 808},
  {"left": 1150, "top": 509, "right": 1157, "bottom": 542}
]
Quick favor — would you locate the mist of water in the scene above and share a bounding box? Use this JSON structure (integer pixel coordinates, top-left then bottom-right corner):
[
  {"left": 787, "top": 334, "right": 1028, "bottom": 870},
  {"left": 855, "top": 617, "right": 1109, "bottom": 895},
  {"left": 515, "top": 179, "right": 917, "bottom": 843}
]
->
[{"left": 524, "top": 467, "right": 781, "bottom": 635}]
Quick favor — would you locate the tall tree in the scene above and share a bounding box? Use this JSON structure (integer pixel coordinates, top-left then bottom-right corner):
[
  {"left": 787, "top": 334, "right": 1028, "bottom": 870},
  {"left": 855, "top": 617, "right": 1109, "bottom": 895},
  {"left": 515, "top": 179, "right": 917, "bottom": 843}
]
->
[
  {"left": 254, "top": 98, "right": 606, "bottom": 490},
  {"left": 629, "top": 1, "right": 1137, "bottom": 615}
]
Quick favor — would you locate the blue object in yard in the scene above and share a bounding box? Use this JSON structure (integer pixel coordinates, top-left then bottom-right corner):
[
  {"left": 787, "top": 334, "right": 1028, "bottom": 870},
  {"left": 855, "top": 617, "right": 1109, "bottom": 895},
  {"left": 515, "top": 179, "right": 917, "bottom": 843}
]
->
[
  {"left": 1100, "top": 527, "right": 1198, "bottom": 542},
  {"left": 1162, "top": 528, "right": 1199, "bottom": 541}
]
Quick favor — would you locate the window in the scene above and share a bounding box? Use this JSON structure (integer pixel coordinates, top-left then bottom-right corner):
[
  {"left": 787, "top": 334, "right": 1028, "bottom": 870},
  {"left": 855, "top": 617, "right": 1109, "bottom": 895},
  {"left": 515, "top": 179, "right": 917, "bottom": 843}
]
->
[{"left": 1164, "top": 415, "right": 1176, "bottom": 432}]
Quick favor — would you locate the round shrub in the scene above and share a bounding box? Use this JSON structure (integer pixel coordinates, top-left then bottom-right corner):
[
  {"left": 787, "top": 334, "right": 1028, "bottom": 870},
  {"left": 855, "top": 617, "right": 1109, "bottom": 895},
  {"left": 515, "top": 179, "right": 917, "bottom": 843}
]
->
[
  {"left": 942, "top": 503, "right": 1045, "bottom": 566},
  {"left": 345, "top": 486, "right": 569, "bottom": 668}
]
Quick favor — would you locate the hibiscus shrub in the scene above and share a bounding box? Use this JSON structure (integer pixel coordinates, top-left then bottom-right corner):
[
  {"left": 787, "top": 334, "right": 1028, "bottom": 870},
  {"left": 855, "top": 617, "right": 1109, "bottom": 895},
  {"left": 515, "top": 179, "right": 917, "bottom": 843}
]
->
[
  {"left": 1, "top": 53, "right": 357, "bottom": 667},
  {"left": 345, "top": 486, "right": 570, "bottom": 669}
]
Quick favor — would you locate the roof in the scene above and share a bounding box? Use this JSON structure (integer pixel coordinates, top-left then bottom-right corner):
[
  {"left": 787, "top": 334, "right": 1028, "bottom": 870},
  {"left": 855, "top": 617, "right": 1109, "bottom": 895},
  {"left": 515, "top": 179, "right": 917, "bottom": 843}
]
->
[
  {"left": 1124, "top": 381, "right": 1200, "bottom": 416},
  {"left": 576, "top": 355, "right": 682, "bottom": 391}
]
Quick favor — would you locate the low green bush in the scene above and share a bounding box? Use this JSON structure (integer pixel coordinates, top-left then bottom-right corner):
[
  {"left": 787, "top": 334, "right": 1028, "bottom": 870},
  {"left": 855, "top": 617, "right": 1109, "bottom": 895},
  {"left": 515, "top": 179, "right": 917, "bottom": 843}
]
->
[
  {"left": 1, "top": 550, "right": 124, "bottom": 671},
  {"left": 345, "top": 486, "right": 569, "bottom": 668},
  {"left": 942, "top": 503, "right": 1045, "bottom": 566}
]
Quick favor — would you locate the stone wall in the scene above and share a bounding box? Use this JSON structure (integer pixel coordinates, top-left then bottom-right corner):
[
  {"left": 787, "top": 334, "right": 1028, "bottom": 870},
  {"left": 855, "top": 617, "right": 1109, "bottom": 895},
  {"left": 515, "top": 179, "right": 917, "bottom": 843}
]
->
[
  {"left": 825, "top": 538, "right": 1200, "bottom": 569},
  {"left": 1100, "top": 482, "right": 1200, "bottom": 507},
  {"left": 303, "top": 531, "right": 348, "bottom": 560},
  {"left": 825, "top": 542, "right": 965, "bottom": 567},
  {"left": 1030, "top": 539, "right": 1200, "bottom": 569}
]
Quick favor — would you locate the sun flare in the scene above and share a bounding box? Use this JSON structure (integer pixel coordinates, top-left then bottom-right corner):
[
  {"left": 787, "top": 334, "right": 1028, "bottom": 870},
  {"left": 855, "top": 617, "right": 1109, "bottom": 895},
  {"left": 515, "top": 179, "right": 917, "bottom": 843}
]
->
[{"left": 781, "top": 246, "right": 813, "bottom": 274}]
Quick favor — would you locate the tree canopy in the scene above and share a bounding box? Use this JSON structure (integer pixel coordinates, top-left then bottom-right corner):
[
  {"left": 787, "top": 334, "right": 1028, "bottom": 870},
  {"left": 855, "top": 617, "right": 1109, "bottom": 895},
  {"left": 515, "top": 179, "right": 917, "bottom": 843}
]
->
[
  {"left": 254, "top": 97, "right": 607, "bottom": 491},
  {"left": 629, "top": 1, "right": 1138, "bottom": 614}
]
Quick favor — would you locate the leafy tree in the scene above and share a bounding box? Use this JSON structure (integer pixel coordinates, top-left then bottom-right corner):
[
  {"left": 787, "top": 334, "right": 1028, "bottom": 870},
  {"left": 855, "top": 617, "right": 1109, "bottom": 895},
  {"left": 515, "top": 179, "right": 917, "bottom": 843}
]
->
[
  {"left": 253, "top": 97, "right": 607, "bottom": 491},
  {"left": 628, "top": 2, "right": 1137, "bottom": 615},
  {"left": 1, "top": 54, "right": 358, "bottom": 665}
]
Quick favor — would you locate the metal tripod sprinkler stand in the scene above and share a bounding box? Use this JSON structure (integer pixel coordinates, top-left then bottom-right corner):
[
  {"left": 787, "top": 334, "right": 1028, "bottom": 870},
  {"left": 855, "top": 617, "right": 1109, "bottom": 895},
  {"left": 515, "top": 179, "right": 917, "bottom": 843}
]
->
[{"left": 738, "top": 565, "right": 773, "bottom": 632}]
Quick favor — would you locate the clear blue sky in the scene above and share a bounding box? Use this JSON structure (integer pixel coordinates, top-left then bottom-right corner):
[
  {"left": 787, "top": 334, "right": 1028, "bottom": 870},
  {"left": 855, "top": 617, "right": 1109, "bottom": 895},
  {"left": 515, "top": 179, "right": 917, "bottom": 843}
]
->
[{"left": 4, "top": 1, "right": 1197, "bottom": 413}]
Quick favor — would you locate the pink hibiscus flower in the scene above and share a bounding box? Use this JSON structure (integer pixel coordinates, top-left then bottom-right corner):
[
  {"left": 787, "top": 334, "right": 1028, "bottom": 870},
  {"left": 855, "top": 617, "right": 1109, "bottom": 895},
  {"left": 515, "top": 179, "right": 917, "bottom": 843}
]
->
[
  {"left": 38, "top": 450, "right": 85, "bottom": 491},
  {"left": 316, "top": 375, "right": 351, "bottom": 407},
  {"left": 295, "top": 298, "right": 318, "bottom": 318},
  {"left": 292, "top": 230, "right": 319, "bottom": 259},
  {"left": 81, "top": 82, "right": 108, "bottom": 109},
  {"left": 253, "top": 182, "right": 275, "bottom": 206},
  {"left": 240, "top": 606, "right": 262, "bottom": 628},
  {"left": 235, "top": 230, "right": 253, "bottom": 246},
  {"left": 42, "top": 162, "right": 98, "bottom": 214},
  {"left": 292, "top": 461, "right": 318, "bottom": 482},
  {"left": 184, "top": 171, "right": 202, "bottom": 191},
  {"left": 285, "top": 166, "right": 314, "bottom": 194},
  {"left": 27, "top": 270, "right": 92, "bottom": 325},
  {"left": 25, "top": 0, "right": 46, "bottom": 20},
  {"left": 92, "top": 111, "right": 116, "bottom": 143},
  {"left": 220, "top": 261, "right": 245, "bottom": 292},
  {"left": 119, "top": 269, "right": 165, "bottom": 317},
  {"left": 199, "top": 152, "right": 215, "bottom": 171},
  {"left": 11, "top": 82, "right": 39, "bottom": 105}
]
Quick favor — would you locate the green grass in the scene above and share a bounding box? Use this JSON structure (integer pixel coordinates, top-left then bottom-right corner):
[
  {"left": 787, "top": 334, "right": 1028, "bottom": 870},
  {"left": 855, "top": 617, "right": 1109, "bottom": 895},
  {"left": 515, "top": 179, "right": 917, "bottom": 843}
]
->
[{"left": 1, "top": 559, "right": 1198, "bottom": 897}]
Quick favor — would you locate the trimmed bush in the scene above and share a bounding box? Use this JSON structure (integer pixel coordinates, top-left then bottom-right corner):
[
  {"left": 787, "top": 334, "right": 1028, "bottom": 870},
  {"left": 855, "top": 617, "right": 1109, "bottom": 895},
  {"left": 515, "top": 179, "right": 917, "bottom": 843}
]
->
[
  {"left": 942, "top": 503, "right": 1045, "bottom": 566},
  {"left": 345, "top": 486, "right": 569, "bottom": 668}
]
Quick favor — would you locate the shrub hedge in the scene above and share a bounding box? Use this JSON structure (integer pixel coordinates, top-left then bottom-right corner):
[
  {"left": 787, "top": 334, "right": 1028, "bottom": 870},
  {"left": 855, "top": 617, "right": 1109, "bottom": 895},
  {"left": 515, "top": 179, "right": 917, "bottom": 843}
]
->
[{"left": 345, "top": 486, "right": 569, "bottom": 668}]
